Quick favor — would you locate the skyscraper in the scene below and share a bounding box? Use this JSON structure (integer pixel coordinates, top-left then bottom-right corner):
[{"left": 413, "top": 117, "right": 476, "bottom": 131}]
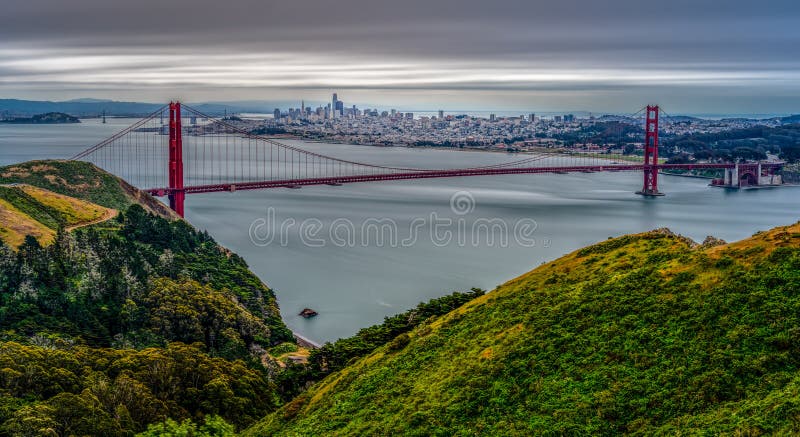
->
[
  {"left": 438, "top": 110, "right": 444, "bottom": 119},
  {"left": 331, "top": 93, "right": 338, "bottom": 119},
  {"left": 273, "top": 108, "right": 281, "bottom": 120}
]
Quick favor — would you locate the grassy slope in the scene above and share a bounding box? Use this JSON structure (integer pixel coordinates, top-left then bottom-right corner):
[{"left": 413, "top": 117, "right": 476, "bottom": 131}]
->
[
  {"left": 0, "top": 184, "right": 114, "bottom": 247},
  {"left": 0, "top": 160, "right": 177, "bottom": 218},
  {"left": 18, "top": 184, "right": 111, "bottom": 226},
  {"left": 0, "top": 197, "right": 55, "bottom": 247},
  {"left": 248, "top": 224, "right": 800, "bottom": 436}
]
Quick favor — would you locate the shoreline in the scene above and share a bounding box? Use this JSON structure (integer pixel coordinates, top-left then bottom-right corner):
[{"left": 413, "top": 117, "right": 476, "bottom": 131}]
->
[
  {"left": 293, "top": 331, "right": 321, "bottom": 349},
  {"left": 662, "top": 170, "right": 798, "bottom": 189},
  {"left": 660, "top": 171, "right": 714, "bottom": 180},
  {"left": 266, "top": 134, "right": 652, "bottom": 161}
]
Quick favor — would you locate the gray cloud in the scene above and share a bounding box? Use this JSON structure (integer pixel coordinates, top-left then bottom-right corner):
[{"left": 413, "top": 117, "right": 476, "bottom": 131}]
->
[{"left": 1, "top": 0, "right": 799, "bottom": 113}]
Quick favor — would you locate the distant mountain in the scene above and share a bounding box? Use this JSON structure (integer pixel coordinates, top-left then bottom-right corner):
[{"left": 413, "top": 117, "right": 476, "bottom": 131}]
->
[
  {"left": 719, "top": 117, "right": 759, "bottom": 123},
  {"left": 665, "top": 115, "right": 703, "bottom": 122},
  {"left": 0, "top": 99, "right": 250, "bottom": 117},
  {"left": 64, "top": 98, "right": 115, "bottom": 103},
  {"left": 780, "top": 114, "right": 800, "bottom": 124},
  {"left": 200, "top": 100, "right": 316, "bottom": 113},
  {"left": 0, "top": 99, "right": 163, "bottom": 117}
]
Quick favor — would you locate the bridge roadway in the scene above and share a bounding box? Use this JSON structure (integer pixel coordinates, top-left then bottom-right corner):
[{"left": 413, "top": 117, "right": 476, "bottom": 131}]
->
[{"left": 145, "top": 163, "right": 773, "bottom": 196}]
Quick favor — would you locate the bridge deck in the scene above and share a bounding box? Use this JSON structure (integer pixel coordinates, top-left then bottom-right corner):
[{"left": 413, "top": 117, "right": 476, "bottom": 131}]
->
[{"left": 144, "top": 163, "right": 770, "bottom": 195}]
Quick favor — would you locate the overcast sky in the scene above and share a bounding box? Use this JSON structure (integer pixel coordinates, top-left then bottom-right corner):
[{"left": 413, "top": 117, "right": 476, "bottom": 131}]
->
[{"left": 2, "top": 0, "right": 799, "bottom": 113}]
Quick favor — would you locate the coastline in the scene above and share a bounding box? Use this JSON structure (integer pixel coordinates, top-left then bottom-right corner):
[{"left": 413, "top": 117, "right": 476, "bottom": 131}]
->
[
  {"left": 293, "top": 331, "right": 321, "bottom": 349},
  {"left": 264, "top": 134, "right": 650, "bottom": 160},
  {"left": 660, "top": 171, "right": 714, "bottom": 179},
  {"left": 662, "top": 170, "right": 797, "bottom": 190}
]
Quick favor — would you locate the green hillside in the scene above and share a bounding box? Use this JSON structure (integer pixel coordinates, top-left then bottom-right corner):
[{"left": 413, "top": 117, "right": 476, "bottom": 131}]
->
[
  {"left": 0, "top": 161, "right": 294, "bottom": 434},
  {"left": 0, "top": 160, "right": 176, "bottom": 218},
  {"left": 247, "top": 225, "right": 800, "bottom": 436},
  {"left": 5, "top": 158, "right": 800, "bottom": 435}
]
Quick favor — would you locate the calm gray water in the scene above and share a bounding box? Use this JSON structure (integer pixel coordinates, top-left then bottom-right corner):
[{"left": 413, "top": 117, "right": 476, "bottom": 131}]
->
[{"left": 2, "top": 118, "right": 799, "bottom": 343}]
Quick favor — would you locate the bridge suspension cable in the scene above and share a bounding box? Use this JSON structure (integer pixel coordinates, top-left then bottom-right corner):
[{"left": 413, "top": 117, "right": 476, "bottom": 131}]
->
[
  {"left": 69, "top": 101, "right": 779, "bottom": 217},
  {"left": 72, "top": 103, "right": 632, "bottom": 192}
]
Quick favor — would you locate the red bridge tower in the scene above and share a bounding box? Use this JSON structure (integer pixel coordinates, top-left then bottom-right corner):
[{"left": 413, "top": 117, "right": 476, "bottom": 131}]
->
[
  {"left": 168, "top": 102, "right": 185, "bottom": 217},
  {"left": 637, "top": 105, "right": 664, "bottom": 196}
]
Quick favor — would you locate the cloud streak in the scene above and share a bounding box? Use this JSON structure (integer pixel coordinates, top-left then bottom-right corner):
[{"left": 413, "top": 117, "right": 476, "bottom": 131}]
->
[{"left": 1, "top": 0, "right": 799, "bottom": 113}]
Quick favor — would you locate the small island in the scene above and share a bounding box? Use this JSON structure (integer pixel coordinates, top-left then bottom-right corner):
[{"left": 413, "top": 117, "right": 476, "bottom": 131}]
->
[
  {"left": 0, "top": 112, "right": 80, "bottom": 124},
  {"left": 299, "top": 308, "right": 319, "bottom": 318}
]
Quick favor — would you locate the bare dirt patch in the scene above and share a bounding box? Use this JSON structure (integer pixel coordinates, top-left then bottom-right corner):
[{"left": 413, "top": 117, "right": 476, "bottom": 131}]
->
[
  {"left": 1, "top": 167, "right": 31, "bottom": 178},
  {"left": 30, "top": 164, "right": 57, "bottom": 172}
]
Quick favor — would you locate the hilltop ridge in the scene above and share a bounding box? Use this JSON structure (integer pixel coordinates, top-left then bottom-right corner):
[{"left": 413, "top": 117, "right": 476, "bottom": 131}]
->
[
  {"left": 247, "top": 221, "right": 800, "bottom": 435},
  {"left": 0, "top": 183, "right": 115, "bottom": 247},
  {"left": 0, "top": 160, "right": 177, "bottom": 218}
]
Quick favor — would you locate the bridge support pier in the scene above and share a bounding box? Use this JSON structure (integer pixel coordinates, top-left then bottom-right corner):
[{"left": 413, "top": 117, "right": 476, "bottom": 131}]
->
[
  {"left": 168, "top": 101, "right": 185, "bottom": 217},
  {"left": 169, "top": 190, "right": 185, "bottom": 217},
  {"left": 636, "top": 105, "right": 664, "bottom": 196},
  {"left": 713, "top": 163, "right": 783, "bottom": 189}
]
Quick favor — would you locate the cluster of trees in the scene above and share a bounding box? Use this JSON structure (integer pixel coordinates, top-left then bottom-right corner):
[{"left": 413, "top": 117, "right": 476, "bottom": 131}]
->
[
  {"left": 0, "top": 204, "right": 292, "bottom": 351},
  {"left": 250, "top": 126, "right": 287, "bottom": 135},
  {"left": 0, "top": 204, "right": 300, "bottom": 432},
  {"left": 667, "top": 140, "right": 770, "bottom": 162},
  {"left": 552, "top": 121, "right": 640, "bottom": 148},
  {"left": 137, "top": 415, "right": 236, "bottom": 436},
  {"left": 413, "top": 140, "right": 458, "bottom": 148},
  {"left": 664, "top": 124, "right": 800, "bottom": 163},
  {"left": 0, "top": 342, "right": 276, "bottom": 435},
  {"left": 542, "top": 120, "right": 800, "bottom": 163}
]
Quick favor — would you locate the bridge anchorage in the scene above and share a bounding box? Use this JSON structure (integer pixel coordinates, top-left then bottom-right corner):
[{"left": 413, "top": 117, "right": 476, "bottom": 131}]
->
[{"left": 71, "top": 102, "right": 784, "bottom": 217}]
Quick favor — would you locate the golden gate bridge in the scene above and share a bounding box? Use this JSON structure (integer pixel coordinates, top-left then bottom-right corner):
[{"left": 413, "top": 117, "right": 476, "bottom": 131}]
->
[{"left": 71, "top": 102, "right": 783, "bottom": 217}]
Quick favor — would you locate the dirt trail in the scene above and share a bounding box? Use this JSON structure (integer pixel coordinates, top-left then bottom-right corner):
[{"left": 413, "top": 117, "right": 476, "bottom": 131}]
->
[{"left": 64, "top": 208, "right": 118, "bottom": 232}]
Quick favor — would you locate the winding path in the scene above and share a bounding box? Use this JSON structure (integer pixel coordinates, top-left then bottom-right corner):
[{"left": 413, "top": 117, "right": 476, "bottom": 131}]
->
[{"left": 64, "top": 208, "right": 119, "bottom": 232}]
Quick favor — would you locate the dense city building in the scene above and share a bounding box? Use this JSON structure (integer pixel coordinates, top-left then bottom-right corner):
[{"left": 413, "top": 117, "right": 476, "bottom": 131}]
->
[{"left": 252, "top": 93, "right": 789, "bottom": 159}]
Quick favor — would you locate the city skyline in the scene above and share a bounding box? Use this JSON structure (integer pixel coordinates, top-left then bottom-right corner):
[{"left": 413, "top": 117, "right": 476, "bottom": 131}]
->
[{"left": 1, "top": 0, "right": 799, "bottom": 113}]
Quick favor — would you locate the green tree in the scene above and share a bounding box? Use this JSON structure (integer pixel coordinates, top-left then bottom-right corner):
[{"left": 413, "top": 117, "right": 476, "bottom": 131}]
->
[{"left": 136, "top": 415, "right": 236, "bottom": 437}]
